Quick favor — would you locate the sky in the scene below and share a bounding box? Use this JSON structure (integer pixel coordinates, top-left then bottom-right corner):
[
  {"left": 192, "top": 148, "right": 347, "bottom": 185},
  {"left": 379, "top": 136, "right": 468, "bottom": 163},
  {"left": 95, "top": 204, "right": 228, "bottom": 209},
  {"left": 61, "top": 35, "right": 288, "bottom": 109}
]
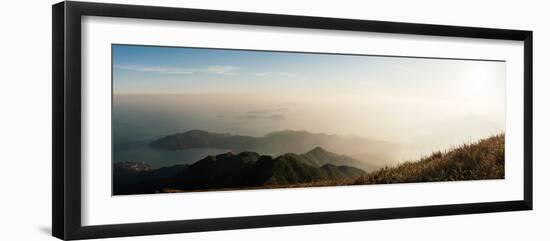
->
[
  {"left": 113, "top": 45, "right": 505, "bottom": 97},
  {"left": 112, "top": 44, "right": 506, "bottom": 161}
]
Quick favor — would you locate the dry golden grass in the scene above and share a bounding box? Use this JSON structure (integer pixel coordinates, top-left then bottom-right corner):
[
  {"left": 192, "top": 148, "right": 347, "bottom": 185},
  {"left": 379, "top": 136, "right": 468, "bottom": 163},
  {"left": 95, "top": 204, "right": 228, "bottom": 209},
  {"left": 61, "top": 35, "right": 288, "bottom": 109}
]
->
[{"left": 264, "top": 134, "right": 505, "bottom": 188}]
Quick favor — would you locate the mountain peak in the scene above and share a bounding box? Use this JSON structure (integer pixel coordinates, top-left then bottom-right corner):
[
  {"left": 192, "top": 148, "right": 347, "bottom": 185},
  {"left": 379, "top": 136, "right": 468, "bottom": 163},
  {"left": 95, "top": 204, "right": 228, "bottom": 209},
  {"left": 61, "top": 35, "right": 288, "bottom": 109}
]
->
[
  {"left": 214, "top": 152, "right": 234, "bottom": 160},
  {"left": 308, "top": 146, "right": 328, "bottom": 154},
  {"left": 183, "top": 129, "right": 210, "bottom": 135}
]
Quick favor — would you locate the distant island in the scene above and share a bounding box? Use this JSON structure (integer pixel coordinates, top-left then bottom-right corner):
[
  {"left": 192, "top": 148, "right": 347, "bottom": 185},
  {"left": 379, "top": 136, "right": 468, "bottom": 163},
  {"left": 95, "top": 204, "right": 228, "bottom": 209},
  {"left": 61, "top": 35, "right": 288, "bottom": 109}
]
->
[
  {"left": 149, "top": 129, "right": 396, "bottom": 171},
  {"left": 113, "top": 133, "right": 504, "bottom": 195}
]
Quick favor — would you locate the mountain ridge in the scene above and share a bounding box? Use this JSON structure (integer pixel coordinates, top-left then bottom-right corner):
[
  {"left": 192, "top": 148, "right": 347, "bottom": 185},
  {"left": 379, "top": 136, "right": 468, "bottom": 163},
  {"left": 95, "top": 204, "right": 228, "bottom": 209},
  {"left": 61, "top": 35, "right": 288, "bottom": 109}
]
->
[
  {"left": 113, "top": 147, "right": 367, "bottom": 194},
  {"left": 150, "top": 129, "right": 393, "bottom": 171},
  {"left": 172, "top": 146, "right": 368, "bottom": 190}
]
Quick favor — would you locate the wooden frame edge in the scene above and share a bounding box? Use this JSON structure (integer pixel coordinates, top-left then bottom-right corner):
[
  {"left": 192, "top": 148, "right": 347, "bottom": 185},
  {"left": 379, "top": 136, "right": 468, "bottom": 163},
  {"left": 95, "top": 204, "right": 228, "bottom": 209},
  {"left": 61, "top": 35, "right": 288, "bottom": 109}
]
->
[{"left": 52, "top": 1, "right": 533, "bottom": 240}]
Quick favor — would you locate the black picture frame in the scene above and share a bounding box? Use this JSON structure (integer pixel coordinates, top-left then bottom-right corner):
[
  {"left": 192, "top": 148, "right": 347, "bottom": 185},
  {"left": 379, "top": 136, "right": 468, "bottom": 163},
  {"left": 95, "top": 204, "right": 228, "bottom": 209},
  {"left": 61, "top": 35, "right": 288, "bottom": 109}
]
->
[{"left": 52, "top": 1, "right": 533, "bottom": 240}]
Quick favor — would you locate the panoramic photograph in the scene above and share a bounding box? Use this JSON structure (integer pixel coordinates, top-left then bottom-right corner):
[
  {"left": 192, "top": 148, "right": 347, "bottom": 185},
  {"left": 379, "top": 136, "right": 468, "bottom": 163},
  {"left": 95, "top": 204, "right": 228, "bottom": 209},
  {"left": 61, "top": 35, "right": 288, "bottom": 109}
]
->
[{"left": 112, "top": 44, "right": 505, "bottom": 195}]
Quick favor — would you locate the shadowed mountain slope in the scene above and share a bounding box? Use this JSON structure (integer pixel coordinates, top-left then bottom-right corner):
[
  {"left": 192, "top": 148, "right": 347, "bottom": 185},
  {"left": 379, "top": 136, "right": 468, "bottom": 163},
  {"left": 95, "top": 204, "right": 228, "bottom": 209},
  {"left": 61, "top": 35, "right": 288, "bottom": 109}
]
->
[{"left": 113, "top": 147, "right": 367, "bottom": 194}]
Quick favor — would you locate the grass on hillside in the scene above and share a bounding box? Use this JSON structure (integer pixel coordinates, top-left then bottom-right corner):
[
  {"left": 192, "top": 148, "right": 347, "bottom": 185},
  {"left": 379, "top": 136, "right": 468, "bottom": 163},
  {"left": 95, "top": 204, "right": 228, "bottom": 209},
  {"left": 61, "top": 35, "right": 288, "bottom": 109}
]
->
[{"left": 264, "top": 134, "right": 505, "bottom": 189}]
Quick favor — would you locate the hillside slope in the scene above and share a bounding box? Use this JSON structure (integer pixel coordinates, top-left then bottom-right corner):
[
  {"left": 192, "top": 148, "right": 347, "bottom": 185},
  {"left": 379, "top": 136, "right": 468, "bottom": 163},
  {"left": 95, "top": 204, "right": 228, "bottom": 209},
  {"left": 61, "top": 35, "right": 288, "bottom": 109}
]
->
[
  {"left": 354, "top": 134, "right": 505, "bottom": 184},
  {"left": 172, "top": 148, "right": 367, "bottom": 190},
  {"left": 281, "top": 134, "right": 505, "bottom": 188},
  {"left": 113, "top": 147, "right": 367, "bottom": 194}
]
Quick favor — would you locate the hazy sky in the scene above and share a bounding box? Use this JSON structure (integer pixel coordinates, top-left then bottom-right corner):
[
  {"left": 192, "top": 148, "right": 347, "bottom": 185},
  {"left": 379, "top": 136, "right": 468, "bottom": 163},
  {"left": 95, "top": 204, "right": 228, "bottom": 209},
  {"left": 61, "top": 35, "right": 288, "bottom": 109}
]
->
[
  {"left": 113, "top": 45, "right": 505, "bottom": 98},
  {"left": 112, "top": 44, "right": 505, "bottom": 160}
]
